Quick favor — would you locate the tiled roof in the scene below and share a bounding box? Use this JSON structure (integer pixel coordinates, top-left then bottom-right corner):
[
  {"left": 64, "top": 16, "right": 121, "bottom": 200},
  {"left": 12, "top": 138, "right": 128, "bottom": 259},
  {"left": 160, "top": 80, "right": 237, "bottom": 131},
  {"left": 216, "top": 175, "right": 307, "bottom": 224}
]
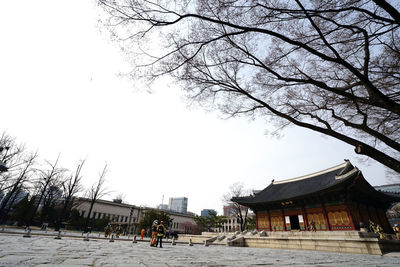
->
[{"left": 233, "top": 161, "right": 359, "bottom": 205}]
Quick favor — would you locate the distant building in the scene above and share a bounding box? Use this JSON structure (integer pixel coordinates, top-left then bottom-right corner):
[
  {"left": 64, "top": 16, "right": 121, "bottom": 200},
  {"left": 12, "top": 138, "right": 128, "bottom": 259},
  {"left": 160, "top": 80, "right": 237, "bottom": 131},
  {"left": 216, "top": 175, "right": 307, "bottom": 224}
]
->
[
  {"left": 375, "top": 184, "right": 400, "bottom": 225},
  {"left": 75, "top": 197, "right": 195, "bottom": 234},
  {"left": 219, "top": 212, "right": 255, "bottom": 232},
  {"left": 157, "top": 204, "right": 168, "bottom": 210},
  {"left": 201, "top": 209, "right": 216, "bottom": 217},
  {"left": 223, "top": 204, "right": 236, "bottom": 217},
  {"left": 221, "top": 204, "right": 248, "bottom": 232},
  {"left": 0, "top": 189, "right": 28, "bottom": 211},
  {"left": 168, "top": 197, "right": 188, "bottom": 214},
  {"left": 375, "top": 184, "right": 400, "bottom": 194}
]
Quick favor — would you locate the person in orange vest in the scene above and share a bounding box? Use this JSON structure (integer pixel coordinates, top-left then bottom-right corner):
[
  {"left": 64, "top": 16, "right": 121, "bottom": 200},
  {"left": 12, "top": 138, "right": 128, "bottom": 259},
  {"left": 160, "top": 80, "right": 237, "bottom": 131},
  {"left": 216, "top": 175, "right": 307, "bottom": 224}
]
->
[
  {"left": 140, "top": 228, "right": 146, "bottom": 240},
  {"left": 155, "top": 221, "right": 167, "bottom": 248},
  {"left": 150, "top": 220, "right": 158, "bottom": 247},
  {"left": 115, "top": 225, "right": 121, "bottom": 238}
]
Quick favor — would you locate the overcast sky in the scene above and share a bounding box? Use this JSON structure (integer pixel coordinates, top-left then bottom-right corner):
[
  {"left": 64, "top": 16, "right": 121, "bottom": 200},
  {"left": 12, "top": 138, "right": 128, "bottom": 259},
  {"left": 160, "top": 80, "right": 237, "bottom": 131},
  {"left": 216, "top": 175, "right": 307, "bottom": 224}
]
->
[{"left": 0, "top": 0, "right": 391, "bottom": 215}]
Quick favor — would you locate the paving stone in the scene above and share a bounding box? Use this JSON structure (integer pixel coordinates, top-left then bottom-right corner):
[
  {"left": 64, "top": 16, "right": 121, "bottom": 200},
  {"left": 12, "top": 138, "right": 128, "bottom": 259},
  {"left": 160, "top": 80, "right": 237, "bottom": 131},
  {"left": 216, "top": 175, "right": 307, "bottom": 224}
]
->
[{"left": 0, "top": 233, "right": 399, "bottom": 266}]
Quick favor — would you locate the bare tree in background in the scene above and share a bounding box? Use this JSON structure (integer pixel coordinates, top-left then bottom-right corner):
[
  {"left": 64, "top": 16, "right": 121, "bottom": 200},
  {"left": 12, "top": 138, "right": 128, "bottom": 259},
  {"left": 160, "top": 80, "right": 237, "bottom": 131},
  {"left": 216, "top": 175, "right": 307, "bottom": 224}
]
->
[
  {"left": 99, "top": 0, "right": 400, "bottom": 174},
  {"left": 26, "top": 155, "right": 65, "bottom": 227},
  {"left": 0, "top": 132, "right": 31, "bottom": 193},
  {"left": 84, "top": 164, "right": 109, "bottom": 233},
  {"left": 55, "top": 160, "right": 85, "bottom": 231},
  {"left": 0, "top": 153, "right": 37, "bottom": 224},
  {"left": 223, "top": 182, "right": 250, "bottom": 232},
  {"left": 0, "top": 133, "right": 38, "bottom": 224},
  {"left": 39, "top": 182, "right": 63, "bottom": 225}
]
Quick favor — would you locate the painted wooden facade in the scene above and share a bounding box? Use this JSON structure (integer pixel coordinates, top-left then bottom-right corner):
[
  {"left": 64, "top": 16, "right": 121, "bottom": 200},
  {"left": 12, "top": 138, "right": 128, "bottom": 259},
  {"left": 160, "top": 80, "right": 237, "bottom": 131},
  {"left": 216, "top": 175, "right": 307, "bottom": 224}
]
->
[{"left": 234, "top": 161, "right": 399, "bottom": 233}]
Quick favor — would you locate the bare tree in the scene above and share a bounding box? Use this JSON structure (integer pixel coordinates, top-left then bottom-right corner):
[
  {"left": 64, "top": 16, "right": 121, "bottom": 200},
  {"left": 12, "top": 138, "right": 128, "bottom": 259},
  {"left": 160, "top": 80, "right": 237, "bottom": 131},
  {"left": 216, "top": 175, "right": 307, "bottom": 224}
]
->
[
  {"left": 39, "top": 182, "right": 63, "bottom": 225},
  {"left": 55, "top": 160, "right": 85, "bottom": 231},
  {"left": 0, "top": 132, "right": 32, "bottom": 193},
  {"left": 0, "top": 157, "right": 37, "bottom": 224},
  {"left": 26, "top": 155, "right": 65, "bottom": 227},
  {"left": 0, "top": 136, "right": 38, "bottom": 224},
  {"left": 84, "top": 164, "right": 109, "bottom": 232},
  {"left": 99, "top": 0, "right": 400, "bottom": 173},
  {"left": 223, "top": 182, "right": 250, "bottom": 232}
]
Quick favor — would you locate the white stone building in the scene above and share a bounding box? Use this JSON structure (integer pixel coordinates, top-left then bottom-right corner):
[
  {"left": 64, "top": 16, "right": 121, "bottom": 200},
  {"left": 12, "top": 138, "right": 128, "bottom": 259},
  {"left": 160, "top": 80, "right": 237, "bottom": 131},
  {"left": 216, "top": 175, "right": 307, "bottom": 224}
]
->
[{"left": 75, "top": 198, "right": 195, "bottom": 234}]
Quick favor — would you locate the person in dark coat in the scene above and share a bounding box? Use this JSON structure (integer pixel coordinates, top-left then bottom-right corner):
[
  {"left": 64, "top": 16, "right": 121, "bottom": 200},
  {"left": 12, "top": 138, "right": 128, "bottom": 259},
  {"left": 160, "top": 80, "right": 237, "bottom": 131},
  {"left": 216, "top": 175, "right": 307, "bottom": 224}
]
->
[{"left": 155, "top": 221, "right": 167, "bottom": 248}]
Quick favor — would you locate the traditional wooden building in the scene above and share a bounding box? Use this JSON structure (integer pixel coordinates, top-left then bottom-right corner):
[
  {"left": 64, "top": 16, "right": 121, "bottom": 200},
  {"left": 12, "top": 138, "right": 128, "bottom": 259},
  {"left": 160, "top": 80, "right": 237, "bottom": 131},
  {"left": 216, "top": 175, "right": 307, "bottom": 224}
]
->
[{"left": 233, "top": 161, "right": 400, "bottom": 233}]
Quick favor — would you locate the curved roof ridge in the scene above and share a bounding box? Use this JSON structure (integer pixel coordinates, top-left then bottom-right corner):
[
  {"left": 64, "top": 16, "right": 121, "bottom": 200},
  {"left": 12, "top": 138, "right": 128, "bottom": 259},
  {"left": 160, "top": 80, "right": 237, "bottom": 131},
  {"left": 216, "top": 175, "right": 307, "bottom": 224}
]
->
[
  {"left": 272, "top": 161, "right": 349, "bottom": 185},
  {"left": 335, "top": 167, "right": 359, "bottom": 180}
]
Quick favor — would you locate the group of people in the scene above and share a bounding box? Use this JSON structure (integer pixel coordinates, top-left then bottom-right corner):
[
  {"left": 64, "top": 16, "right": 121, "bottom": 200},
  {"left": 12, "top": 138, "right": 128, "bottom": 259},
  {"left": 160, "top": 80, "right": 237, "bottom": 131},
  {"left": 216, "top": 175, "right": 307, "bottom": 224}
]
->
[
  {"left": 368, "top": 220, "right": 384, "bottom": 239},
  {"left": 150, "top": 220, "right": 167, "bottom": 248},
  {"left": 104, "top": 224, "right": 122, "bottom": 238},
  {"left": 393, "top": 223, "right": 400, "bottom": 240}
]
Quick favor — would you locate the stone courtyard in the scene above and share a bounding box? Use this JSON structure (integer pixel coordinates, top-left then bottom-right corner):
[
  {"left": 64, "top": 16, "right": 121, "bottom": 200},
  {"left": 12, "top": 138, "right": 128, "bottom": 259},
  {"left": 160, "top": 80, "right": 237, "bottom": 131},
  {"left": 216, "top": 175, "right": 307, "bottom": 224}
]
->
[{"left": 0, "top": 232, "right": 400, "bottom": 266}]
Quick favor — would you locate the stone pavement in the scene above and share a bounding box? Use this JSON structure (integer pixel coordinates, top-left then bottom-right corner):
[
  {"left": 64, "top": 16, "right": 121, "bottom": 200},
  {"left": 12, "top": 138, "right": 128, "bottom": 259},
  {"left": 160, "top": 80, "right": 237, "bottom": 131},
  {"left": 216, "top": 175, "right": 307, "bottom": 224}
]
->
[{"left": 0, "top": 233, "right": 399, "bottom": 266}]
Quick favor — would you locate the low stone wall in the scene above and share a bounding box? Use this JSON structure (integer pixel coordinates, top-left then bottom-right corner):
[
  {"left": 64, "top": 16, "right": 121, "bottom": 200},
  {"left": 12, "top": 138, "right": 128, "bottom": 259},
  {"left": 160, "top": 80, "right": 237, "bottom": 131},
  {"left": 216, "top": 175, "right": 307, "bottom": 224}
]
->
[
  {"left": 227, "top": 231, "right": 400, "bottom": 255},
  {"left": 179, "top": 234, "right": 212, "bottom": 244}
]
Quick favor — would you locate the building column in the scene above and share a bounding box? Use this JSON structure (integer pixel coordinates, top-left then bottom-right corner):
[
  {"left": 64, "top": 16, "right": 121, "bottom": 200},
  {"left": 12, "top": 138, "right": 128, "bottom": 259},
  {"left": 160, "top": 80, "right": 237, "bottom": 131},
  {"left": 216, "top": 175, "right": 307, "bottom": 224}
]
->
[
  {"left": 366, "top": 205, "right": 372, "bottom": 222},
  {"left": 355, "top": 203, "right": 362, "bottom": 229},
  {"left": 345, "top": 204, "right": 356, "bottom": 230},
  {"left": 267, "top": 210, "right": 272, "bottom": 231},
  {"left": 281, "top": 208, "right": 286, "bottom": 231},
  {"left": 302, "top": 206, "right": 309, "bottom": 231},
  {"left": 374, "top": 206, "right": 384, "bottom": 229},
  {"left": 321, "top": 203, "right": 331, "bottom": 231},
  {"left": 255, "top": 211, "right": 259, "bottom": 231}
]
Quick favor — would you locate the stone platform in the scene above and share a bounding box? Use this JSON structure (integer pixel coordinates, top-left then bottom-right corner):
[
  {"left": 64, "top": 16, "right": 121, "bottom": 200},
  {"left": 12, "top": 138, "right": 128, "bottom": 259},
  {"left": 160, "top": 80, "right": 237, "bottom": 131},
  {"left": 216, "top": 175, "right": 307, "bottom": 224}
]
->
[{"left": 180, "top": 231, "right": 400, "bottom": 255}]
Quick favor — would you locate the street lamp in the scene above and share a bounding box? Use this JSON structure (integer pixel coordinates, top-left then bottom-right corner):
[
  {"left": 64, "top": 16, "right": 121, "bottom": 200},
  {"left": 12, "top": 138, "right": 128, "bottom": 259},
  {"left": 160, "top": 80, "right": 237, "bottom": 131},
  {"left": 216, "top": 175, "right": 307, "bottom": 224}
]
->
[{"left": 0, "top": 147, "right": 10, "bottom": 172}]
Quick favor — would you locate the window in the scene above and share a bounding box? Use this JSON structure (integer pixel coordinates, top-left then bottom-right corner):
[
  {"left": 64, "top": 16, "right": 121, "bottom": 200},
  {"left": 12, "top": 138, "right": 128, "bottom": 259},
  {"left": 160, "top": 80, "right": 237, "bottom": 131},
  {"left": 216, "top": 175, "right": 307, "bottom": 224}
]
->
[
  {"left": 257, "top": 213, "right": 270, "bottom": 229},
  {"left": 270, "top": 216, "right": 283, "bottom": 231},
  {"left": 328, "top": 211, "right": 350, "bottom": 226},
  {"left": 308, "top": 213, "right": 326, "bottom": 230}
]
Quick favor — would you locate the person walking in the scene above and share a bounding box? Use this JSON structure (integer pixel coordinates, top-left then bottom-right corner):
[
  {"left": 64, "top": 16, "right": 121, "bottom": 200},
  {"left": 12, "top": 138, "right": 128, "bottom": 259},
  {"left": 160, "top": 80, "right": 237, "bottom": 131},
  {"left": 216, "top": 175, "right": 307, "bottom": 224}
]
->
[
  {"left": 141, "top": 228, "right": 146, "bottom": 240},
  {"left": 150, "top": 220, "right": 158, "bottom": 247},
  {"left": 394, "top": 224, "right": 400, "bottom": 240},
  {"left": 155, "top": 221, "right": 166, "bottom": 248}
]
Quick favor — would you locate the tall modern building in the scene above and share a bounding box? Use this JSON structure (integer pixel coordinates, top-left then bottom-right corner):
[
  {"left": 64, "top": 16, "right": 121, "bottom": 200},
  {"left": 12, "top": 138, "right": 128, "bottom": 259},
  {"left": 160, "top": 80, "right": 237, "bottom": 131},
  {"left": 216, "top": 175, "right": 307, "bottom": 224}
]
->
[
  {"left": 168, "top": 197, "right": 188, "bottom": 214},
  {"left": 201, "top": 209, "right": 216, "bottom": 217}
]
